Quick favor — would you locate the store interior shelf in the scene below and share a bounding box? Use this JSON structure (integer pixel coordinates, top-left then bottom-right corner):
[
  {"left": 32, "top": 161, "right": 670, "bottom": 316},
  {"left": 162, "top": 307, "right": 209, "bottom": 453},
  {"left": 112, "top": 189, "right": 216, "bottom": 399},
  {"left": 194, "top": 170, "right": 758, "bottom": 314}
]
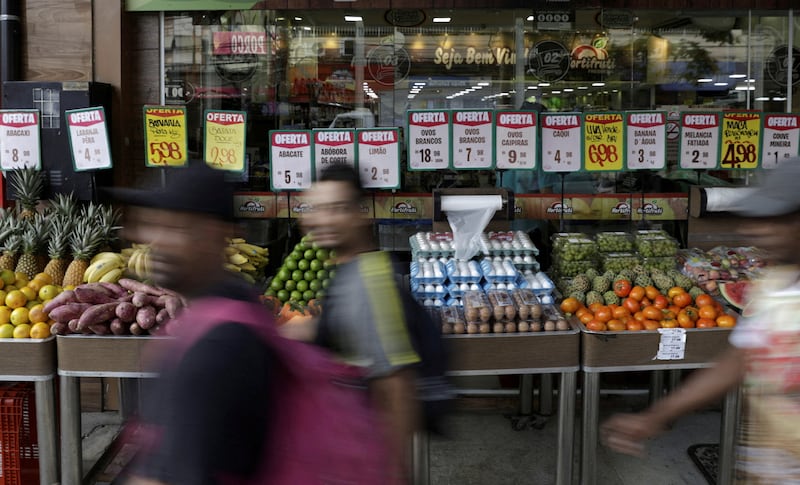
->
[
  {"left": 56, "top": 335, "right": 171, "bottom": 376},
  {"left": 0, "top": 337, "right": 56, "bottom": 378}
]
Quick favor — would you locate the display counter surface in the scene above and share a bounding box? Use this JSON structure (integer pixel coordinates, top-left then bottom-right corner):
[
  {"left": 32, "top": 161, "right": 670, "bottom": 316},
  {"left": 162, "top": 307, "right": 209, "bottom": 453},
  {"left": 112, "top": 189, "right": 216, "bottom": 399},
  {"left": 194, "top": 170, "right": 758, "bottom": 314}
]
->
[{"left": 56, "top": 335, "right": 172, "bottom": 378}]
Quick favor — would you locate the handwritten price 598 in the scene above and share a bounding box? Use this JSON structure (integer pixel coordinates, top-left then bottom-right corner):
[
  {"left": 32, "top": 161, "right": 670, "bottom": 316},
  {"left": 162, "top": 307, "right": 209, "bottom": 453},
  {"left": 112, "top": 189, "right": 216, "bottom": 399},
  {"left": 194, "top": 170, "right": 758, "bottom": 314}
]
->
[
  {"left": 588, "top": 143, "right": 619, "bottom": 167},
  {"left": 149, "top": 141, "right": 183, "bottom": 165}
]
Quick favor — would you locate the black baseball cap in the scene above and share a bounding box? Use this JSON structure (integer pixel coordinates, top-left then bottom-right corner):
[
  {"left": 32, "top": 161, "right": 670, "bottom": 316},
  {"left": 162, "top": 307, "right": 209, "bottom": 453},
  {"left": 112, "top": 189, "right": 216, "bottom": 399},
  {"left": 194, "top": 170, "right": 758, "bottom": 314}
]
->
[
  {"left": 733, "top": 157, "right": 800, "bottom": 217},
  {"left": 109, "top": 161, "right": 234, "bottom": 221}
]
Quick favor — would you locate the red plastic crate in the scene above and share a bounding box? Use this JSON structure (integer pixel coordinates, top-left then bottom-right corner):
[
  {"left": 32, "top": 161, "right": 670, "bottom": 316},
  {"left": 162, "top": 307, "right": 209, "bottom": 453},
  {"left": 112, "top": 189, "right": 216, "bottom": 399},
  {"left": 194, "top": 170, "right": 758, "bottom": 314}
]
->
[{"left": 0, "top": 383, "right": 38, "bottom": 485}]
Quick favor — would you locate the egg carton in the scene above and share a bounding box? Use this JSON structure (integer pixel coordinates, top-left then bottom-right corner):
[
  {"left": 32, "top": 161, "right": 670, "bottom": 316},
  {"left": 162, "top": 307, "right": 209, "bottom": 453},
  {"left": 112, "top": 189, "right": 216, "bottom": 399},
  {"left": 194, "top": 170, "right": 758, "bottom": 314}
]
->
[
  {"left": 480, "top": 258, "right": 519, "bottom": 283},
  {"left": 410, "top": 260, "right": 447, "bottom": 285},
  {"left": 481, "top": 280, "right": 521, "bottom": 292},
  {"left": 447, "top": 281, "right": 483, "bottom": 298},
  {"left": 410, "top": 279, "right": 448, "bottom": 300},
  {"left": 484, "top": 254, "right": 540, "bottom": 272},
  {"left": 418, "top": 296, "right": 447, "bottom": 308},
  {"left": 482, "top": 231, "right": 539, "bottom": 257},
  {"left": 446, "top": 259, "right": 483, "bottom": 284},
  {"left": 517, "top": 271, "right": 556, "bottom": 297}
]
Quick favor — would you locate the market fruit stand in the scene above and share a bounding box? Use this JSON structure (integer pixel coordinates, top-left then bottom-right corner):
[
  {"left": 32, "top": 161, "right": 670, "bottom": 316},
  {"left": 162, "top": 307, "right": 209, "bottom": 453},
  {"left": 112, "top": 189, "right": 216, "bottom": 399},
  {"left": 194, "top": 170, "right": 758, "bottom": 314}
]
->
[{"left": 0, "top": 337, "right": 57, "bottom": 485}]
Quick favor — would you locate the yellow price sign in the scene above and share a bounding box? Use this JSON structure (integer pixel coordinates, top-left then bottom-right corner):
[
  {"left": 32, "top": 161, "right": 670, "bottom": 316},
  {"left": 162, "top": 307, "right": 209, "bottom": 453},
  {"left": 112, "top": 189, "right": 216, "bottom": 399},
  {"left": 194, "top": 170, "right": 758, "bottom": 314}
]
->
[
  {"left": 583, "top": 113, "right": 624, "bottom": 171},
  {"left": 720, "top": 112, "right": 761, "bottom": 170},
  {"left": 204, "top": 110, "right": 247, "bottom": 172},
  {"left": 142, "top": 106, "right": 188, "bottom": 167}
]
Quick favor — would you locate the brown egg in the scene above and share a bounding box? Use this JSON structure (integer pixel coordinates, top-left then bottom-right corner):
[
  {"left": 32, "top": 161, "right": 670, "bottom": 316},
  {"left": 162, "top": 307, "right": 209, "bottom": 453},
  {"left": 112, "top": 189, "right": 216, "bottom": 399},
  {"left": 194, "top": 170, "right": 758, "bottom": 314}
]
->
[
  {"left": 493, "top": 322, "right": 505, "bottom": 334},
  {"left": 517, "top": 321, "right": 530, "bottom": 332},
  {"left": 505, "top": 322, "right": 517, "bottom": 333},
  {"left": 556, "top": 319, "right": 570, "bottom": 331},
  {"left": 467, "top": 323, "right": 479, "bottom": 334},
  {"left": 530, "top": 321, "right": 543, "bottom": 332},
  {"left": 453, "top": 323, "right": 466, "bottom": 334},
  {"left": 544, "top": 320, "right": 556, "bottom": 331},
  {"left": 479, "top": 323, "right": 491, "bottom": 334},
  {"left": 441, "top": 323, "right": 453, "bottom": 334}
]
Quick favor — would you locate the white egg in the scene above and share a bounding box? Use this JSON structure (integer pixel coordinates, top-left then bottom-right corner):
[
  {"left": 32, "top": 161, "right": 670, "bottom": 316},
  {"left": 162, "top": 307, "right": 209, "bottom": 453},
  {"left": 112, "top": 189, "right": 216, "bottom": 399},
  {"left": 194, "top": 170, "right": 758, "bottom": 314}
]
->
[
  {"left": 460, "top": 283, "right": 469, "bottom": 291},
  {"left": 428, "top": 257, "right": 438, "bottom": 263},
  {"left": 525, "top": 269, "right": 534, "bottom": 276},
  {"left": 470, "top": 269, "right": 480, "bottom": 278},
  {"left": 470, "top": 284, "right": 480, "bottom": 291},
  {"left": 529, "top": 280, "right": 542, "bottom": 289},
  {"left": 512, "top": 242, "right": 522, "bottom": 249},
  {"left": 492, "top": 241, "right": 502, "bottom": 249},
  {"left": 435, "top": 284, "right": 444, "bottom": 293},
  {"left": 524, "top": 255, "right": 534, "bottom": 263},
  {"left": 433, "top": 299, "right": 443, "bottom": 307},
  {"left": 429, "top": 241, "right": 440, "bottom": 250},
  {"left": 424, "top": 284, "right": 435, "bottom": 293},
  {"left": 423, "top": 299, "right": 434, "bottom": 306},
  {"left": 496, "top": 283, "right": 507, "bottom": 290},
  {"left": 507, "top": 282, "right": 517, "bottom": 290},
  {"left": 440, "top": 241, "right": 450, "bottom": 251},
  {"left": 501, "top": 241, "right": 512, "bottom": 249},
  {"left": 514, "top": 256, "right": 524, "bottom": 264}
]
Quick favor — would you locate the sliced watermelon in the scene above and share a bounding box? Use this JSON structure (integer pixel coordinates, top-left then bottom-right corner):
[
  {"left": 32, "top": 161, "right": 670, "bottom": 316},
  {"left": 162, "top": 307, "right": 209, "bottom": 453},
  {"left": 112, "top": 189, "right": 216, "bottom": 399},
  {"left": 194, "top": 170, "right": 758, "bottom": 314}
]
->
[{"left": 719, "top": 281, "right": 749, "bottom": 311}]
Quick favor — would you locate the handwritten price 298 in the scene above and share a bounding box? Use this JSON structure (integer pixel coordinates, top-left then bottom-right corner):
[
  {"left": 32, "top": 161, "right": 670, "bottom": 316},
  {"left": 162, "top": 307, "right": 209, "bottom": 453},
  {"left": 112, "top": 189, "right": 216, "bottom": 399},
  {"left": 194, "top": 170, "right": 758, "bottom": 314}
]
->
[
  {"left": 588, "top": 143, "right": 619, "bottom": 167},
  {"left": 208, "top": 146, "right": 237, "bottom": 166},
  {"left": 149, "top": 141, "right": 183, "bottom": 165}
]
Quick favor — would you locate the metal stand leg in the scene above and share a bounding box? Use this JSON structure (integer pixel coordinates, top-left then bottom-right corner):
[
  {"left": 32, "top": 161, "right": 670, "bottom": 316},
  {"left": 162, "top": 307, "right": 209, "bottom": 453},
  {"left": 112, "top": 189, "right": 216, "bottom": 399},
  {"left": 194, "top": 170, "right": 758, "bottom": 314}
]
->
[
  {"left": 648, "top": 370, "right": 665, "bottom": 405},
  {"left": 519, "top": 374, "right": 533, "bottom": 415},
  {"left": 412, "top": 430, "right": 429, "bottom": 485},
  {"left": 667, "top": 369, "right": 682, "bottom": 393},
  {"left": 60, "top": 375, "right": 82, "bottom": 485},
  {"left": 35, "top": 379, "right": 58, "bottom": 485},
  {"left": 718, "top": 387, "right": 741, "bottom": 485},
  {"left": 119, "top": 378, "right": 139, "bottom": 420},
  {"left": 540, "top": 373, "right": 554, "bottom": 416},
  {"left": 556, "top": 372, "right": 576, "bottom": 485},
  {"left": 581, "top": 372, "right": 601, "bottom": 485}
]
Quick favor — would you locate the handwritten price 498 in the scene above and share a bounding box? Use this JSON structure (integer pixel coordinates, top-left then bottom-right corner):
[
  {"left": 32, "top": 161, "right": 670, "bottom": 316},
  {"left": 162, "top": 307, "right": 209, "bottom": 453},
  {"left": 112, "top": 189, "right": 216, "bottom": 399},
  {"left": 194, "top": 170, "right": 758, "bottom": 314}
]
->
[
  {"left": 149, "top": 141, "right": 183, "bottom": 165},
  {"left": 588, "top": 143, "right": 619, "bottom": 167}
]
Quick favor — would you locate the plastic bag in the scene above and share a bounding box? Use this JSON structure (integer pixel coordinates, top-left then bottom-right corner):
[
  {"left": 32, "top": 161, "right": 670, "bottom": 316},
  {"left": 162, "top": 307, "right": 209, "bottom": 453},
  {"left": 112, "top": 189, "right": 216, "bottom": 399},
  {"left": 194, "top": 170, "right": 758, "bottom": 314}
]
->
[{"left": 447, "top": 207, "right": 497, "bottom": 260}]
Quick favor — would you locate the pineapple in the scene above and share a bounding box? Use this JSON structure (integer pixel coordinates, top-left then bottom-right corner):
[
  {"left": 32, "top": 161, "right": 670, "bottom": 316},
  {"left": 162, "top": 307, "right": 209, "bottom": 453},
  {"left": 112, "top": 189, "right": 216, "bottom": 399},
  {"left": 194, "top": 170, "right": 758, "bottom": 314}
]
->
[
  {"left": 15, "top": 215, "right": 48, "bottom": 279},
  {"left": 0, "top": 234, "right": 22, "bottom": 272},
  {"left": 43, "top": 216, "right": 72, "bottom": 286},
  {"left": 97, "top": 205, "right": 122, "bottom": 251},
  {"left": 8, "top": 168, "right": 44, "bottom": 219},
  {"left": 62, "top": 220, "right": 103, "bottom": 288},
  {"left": 48, "top": 192, "right": 77, "bottom": 219}
]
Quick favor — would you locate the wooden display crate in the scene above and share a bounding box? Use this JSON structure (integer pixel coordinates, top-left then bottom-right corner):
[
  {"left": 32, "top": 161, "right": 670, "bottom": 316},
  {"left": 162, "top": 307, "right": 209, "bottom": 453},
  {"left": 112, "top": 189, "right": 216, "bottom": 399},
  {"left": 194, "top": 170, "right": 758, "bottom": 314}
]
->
[
  {"left": 56, "top": 335, "right": 171, "bottom": 375},
  {"left": 0, "top": 337, "right": 56, "bottom": 377},
  {"left": 444, "top": 323, "right": 580, "bottom": 373},
  {"left": 580, "top": 322, "right": 732, "bottom": 370}
]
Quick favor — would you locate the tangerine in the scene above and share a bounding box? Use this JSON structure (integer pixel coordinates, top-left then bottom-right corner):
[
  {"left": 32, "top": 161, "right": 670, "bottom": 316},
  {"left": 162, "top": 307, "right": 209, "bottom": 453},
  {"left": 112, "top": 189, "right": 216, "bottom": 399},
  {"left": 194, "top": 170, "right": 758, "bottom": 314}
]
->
[
  {"left": 560, "top": 297, "right": 581, "bottom": 314},
  {"left": 645, "top": 286, "right": 660, "bottom": 301},
  {"left": 695, "top": 294, "right": 714, "bottom": 308},
  {"left": 607, "top": 319, "right": 626, "bottom": 331},
  {"left": 594, "top": 306, "right": 613, "bottom": 323},
  {"left": 19, "top": 287, "right": 37, "bottom": 302},
  {"left": 0, "top": 307, "right": 11, "bottom": 325},
  {"left": 10, "top": 307, "right": 29, "bottom": 326},
  {"left": 642, "top": 306, "right": 663, "bottom": 321},
  {"left": 626, "top": 321, "right": 644, "bottom": 331},
  {"left": 26, "top": 279, "right": 43, "bottom": 293},
  {"left": 586, "top": 320, "right": 607, "bottom": 332},
  {"left": 698, "top": 305, "right": 718, "bottom": 320},
  {"left": 696, "top": 318, "right": 717, "bottom": 328},
  {"left": 629, "top": 286, "right": 645, "bottom": 302},
  {"left": 28, "top": 304, "right": 47, "bottom": 324},
  {"left": 716, "top": 315, "right": 736, "bottom": 328},
  {"left": 643, "top": 319, "right": 662, "bottom": 330},
  {"left": 38, "top": 285, "right": 60, "bottom": 302},
  {"left": 33, "top": 273, "right": 53, "bottom": 285},
  {"left": 5, "top": 290, "right": 27, "bottom": 309},
  {"left": 12, "top": 323, "right": 30, "bottom": 338},
  {"left": 672, "top": 292, "right": 692, "bottom": 308},
  {"left": 29, "top": 322, "right": 50, "bottom": 339}
]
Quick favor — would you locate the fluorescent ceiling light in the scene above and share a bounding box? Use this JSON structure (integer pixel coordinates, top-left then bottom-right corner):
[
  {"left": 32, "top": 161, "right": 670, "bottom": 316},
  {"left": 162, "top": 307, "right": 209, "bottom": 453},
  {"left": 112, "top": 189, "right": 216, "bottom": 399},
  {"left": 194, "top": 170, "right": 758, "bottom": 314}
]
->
[
  {"left": 714, "top": 82, "right": 728, "bottom": 86},
  {"left": 563, "top": 88, "right": 574, "bottom": 92},
  {"left": 577, "top": 86, "right": 588, "bottom": 90},
  {"left": 552, "top": 91, "right": 561, "bottom": 94},
  {"left": 538, "top": 82, "right": 550, "bottom": 87},
  {"left": 527, "top": 15, "right": 534, "bottom": 21},
  {"left": 592, "top": 82, "right": 605, "bottom": 86},
  {"left": 734, "top": 86, "right": 755, "bottom": 90},
  {"left": 344, "top": 15, "right": 362, "bottom": 21},
  {"left": 294, "top": 17, "right": 302, "bottom": 20},
  {"left": 773, "top": 97, "right": 787, "bottom": 101},
  {"left": 527, "top": 86, "right": 538, "bottom": 90},
  {"left": 433, "top": 17, "right": 451, "bottom": 23},
  {"left": 612, "top": 89, "right": 618, "bottom": 92},
  {"left": 303, "top": 26, "right": 311, "bottom": 30},
  {"left": 755, "top": 97, "right": 769, "bottom": 101},
  {"left": 478, "top": 82, "right": 490, "bottom": 86},
  {"left": 729, "top": 74, "right": 747, "bottom": 78},
  {"left": 697, "top": 78, "right": 713, "bottom": 83},
  {"left": 746, "top": 79, "right": 755, "bottom": 83}
]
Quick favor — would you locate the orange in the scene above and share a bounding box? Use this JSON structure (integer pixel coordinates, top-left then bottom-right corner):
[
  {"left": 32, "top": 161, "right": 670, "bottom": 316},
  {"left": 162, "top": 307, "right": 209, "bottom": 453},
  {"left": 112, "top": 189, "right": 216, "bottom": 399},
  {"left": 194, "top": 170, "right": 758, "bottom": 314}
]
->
[
  {"left": 607, "top": 319, "right": 626, "bottom": 331},
  {"left": 26, "top": 279, "right": 43, "bottom": 293},
  {"left": 0, "top": 323, "right": 13, "bottom": 338},
  {"left": 716, "top": 315, "right": 736, "bottom": 328},
  {"left": 19, "top": 287, "right": 37, "bottom": 302},
  {"left": 586, "top": 320, "right": 607, "bottom": 332},
  {"left": 12, "top": 323, "right": 30, "bottom": 338},
  {"left": 696, "top": 318, "right": 717, "bottom": 328},
  {"left": 27, "top": 304, "right": 47, "bottom": 324},
  {"left": 645, "top": 286, "right": 660, "bottom": 301},
  {"left": 698, "top": 305, "right": 718, "bottom": 320},
  {"left": 0, "top": 270, "right": 15, "bottom": 286},
  {"left": 594, "top": 306, "right": 612, "bottom": 323},
  {"left": 13, "top": 275, "right": 28, "bottom": 289},
  {"left": 642, "top": 305, "right": 663, "bottom": 321},
  {"left": 33, "top": 273, "right": 52, "bottom": 285},
  {"left": 695, "top": 294, "right": 714, "bottom": 308},
  {"left": 643, "top": 319, "right": 662, "bottom": 330},
  {"left": 10, "top": 307, "right": 29, "bottom": 326},
  {"left": 580, "top": 313, "right": 595, "bottom": 324},
  {"left": 5, "top": 290, "right": 27, "bottom": 309},
  {"left": 629, "top": 286, "right": 645, "bottom": 302},
  {"left": 0, "top": 306, "right": 11, "bottom": 325},
  {"left": 38, "top": 285, "right": 60, "bottom": 302},
  {"left": 29, "top": 322, "right": 50, "bottom": 339},
  {"left": 560, "top": 297, "right": 581, "bottom": 314},
  {"left": 626, "top": 321, "right": 644, "bottom": 331}
]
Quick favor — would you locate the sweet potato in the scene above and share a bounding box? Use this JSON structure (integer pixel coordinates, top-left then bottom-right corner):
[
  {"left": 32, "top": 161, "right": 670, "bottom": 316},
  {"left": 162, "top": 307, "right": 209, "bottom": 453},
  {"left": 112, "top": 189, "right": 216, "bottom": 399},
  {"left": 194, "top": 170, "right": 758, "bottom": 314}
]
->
[
  {"left": 49, "top": 303, "right": 92, "bottom": 323},
  {"left": 119, "top": 278, "right": 165, "bottom": 296},
  {"left": 43, "top": 290, "right": 77, "bottom": 314},
  {"left": 129, "top": 322, "right": 144, "bottom": 335},
  {"left": 50, "top": 322, "right": 68, "bottom": 336},
  {"left": 99, "top": 282, "right": 129, "bottom": 299},
  {"left": 136, "top": 305, "right": 157, "bottom": 330},
  {"left": 155, "top": 307, "right": 170, "bottom": 325},
  {"left": 89, "top": 323, "right": 111, "bottom": 335},
  {"left": 110, "top": 318, "right": 127, "bottom": 335},
  {"left": 77, "top": 302, "right": 120, "bottom": 331},
  {"left": 115, "top": 302, "right": 136, "bottom": 323},
  {"left": 132, "top": 292, "right": 160, "bottom": 308},
  {"left": 68, "top": 319, "right": 80, "bottom": 334},
  {"left": 75, "top": 286, "right": 118, "bottom": 304},
  {"left": 156, "top": 295, "right": 182, "bottom": 319}
]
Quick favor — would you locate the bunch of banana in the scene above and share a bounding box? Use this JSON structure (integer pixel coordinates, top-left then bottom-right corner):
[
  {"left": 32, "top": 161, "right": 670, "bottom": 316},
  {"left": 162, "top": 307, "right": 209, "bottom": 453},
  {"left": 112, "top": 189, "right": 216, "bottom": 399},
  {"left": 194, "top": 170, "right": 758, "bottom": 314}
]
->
[
  {"left": 122, "top": 243, "right": 151, "bottom": 280},
  {"left": 84, "top": 252, "right": 127, "bottom": 283},
  {"left": 224, "top": 238, "right": 269, "bottom": 284}
]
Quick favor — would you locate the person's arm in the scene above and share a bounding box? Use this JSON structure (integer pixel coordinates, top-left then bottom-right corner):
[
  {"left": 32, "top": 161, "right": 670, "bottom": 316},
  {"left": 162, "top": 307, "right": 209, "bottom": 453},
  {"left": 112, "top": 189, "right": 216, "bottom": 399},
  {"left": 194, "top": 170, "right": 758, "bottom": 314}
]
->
[
  {"left": 601, "top": 347, "right": 746, "bottom": 456},
  {"left": 370, "top": 367, "right": 420, "bottom": 484}
]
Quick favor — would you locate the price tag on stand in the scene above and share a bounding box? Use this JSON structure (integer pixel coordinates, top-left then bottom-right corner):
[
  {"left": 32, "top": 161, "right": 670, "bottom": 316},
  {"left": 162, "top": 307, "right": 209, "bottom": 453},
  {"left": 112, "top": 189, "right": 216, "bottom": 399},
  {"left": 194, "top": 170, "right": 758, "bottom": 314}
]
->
[
  {"left": 357, "top": 128, "right": 400, "bottom": 189},
  {"left": 269, "top": 130, "right": 312, "bottom": 191},
  {"left": 583, "top": 112, "right": 625, "bottom": 171},
  {"left": 625, "top": 111, "right": 666, "bottom": 170},
  {"left": 142, "top": 106, "right": 188, "bottom": 167},
  {"left": 761, "top": 113, "right": 800, "bottom": 169},
  {"left": 720, "top": 112, "right": 761, "bottom": 170},
  {"left": 65, "top": 107, "right": 113, "bottom": 171},
  {"left": 204, "top": 110, "right": 247, "bottom": 172},
  {"left": 679, "top": 112, "right": 721, "bottom": 169},
  {"left": 407, "top": 110, "right": 450, "bottom": 170},
  {"left": 313, "top": 129, "right": 356, "bottom": 180},
  {"left": 0, "top": 110, "right": 41, "bottom": 170},
  {"left": 451, "top": 110, "right": 494, "bottom": 169},
  {"left": 495, "top": 111, "right": 537, "bottom": 169},
  {"left": 541, "top": 113, "right": 582, "bottom": 172}
]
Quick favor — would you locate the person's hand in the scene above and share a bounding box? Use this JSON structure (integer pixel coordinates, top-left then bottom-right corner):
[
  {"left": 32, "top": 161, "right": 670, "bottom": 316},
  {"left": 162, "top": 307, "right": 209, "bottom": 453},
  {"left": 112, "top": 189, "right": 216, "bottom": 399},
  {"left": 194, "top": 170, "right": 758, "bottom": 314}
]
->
[{"left": 600, "top": 412, "right": 668, "bottom": 457}]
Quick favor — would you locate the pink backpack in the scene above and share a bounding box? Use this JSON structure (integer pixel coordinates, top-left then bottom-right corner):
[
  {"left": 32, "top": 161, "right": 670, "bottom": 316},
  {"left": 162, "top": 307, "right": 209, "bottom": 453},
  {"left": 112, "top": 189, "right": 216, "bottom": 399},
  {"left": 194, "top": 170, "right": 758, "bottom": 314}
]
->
[{"left": 144, "top": 297, "right": 391, "bottom": 484}]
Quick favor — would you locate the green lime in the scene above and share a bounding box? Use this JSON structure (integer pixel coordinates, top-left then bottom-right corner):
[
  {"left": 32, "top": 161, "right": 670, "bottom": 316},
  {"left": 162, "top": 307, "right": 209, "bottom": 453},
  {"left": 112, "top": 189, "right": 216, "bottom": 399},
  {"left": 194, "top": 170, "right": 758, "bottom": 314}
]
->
[
  {"left": 304, "top": 249, "right": 316, "bottom": 260},
  {"left": 290, "top": 290, "right": 302, "bottom": 301},
  {"left": 296, "top": 280, "right": 309, "bottom": 292},
  {"left": 303, "top": 290, "right": 315, "bottom": 301},
  {"left": 264, "top": 289, "right": 276, "bottom": 297},
  {"left": 277, "top": 268, "right": 291, "bottom": 281},
  {"left": 290, "top": 250, "right": 303, "bottom": 261},
  {"left": 285, "top": 259, "right": 298, "bottom": 271},
  {"left": 323, "top": 260, "right": 335, "bottom": 270},
  {"left": 270, "top": 278, "right": 284, "bottom": 291},
  {"left": 315, "top": 290, "right": 325, "bottom": 299},
  {"left": 322, "top": 279, "right": 330, "bottom": 289},
  {"left": 284, "top": 279, "right": 297, "bottom": 291},
  {"left": 298, "top": 300, "right": 307, "bottom": 307},
  {"left": 297, "top": 243, "right": 308, "bottom": 253},
  {"left": 310, "top": 259, "right": 323, "bottom": 272},
  {"left": 277, "top": 290, "right": 289, "bottom": 302},
  {"left": 309, "top": 280, "right": 322, "bottom": 292},
  {"left": 304, "top": 270, "right": 316, "bottom": 282},
  {"left": 316, "top": 249, "right": 329, "bottom": 261},
  {"left": 292, "top": 270, "right": 305, "bottom": 281},
  {"left": 298, "top": 259, "right": 310, "bottom": 271},
  {"left": 316, "top": 269, "right": 328, "bottom": 281}
]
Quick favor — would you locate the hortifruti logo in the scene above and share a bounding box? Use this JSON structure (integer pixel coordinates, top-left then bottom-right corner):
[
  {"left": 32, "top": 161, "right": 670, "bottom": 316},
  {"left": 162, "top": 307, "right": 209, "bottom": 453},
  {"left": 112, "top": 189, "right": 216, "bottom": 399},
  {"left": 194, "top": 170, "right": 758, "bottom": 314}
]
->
[
  {"left": 637, "top": 202, "right": 664, "bottom": 215},
  {"left": 292, "top": 202, "right": 313, "bottom": 214},
  {"left": 391, "top": 201, "right": 418, "bottom": 214},
  {"left": 611, "top": 202, "right": 631, "bottom": 215},
  {"left": 546, "top": 201, "right": 573, "bottom": 215},
  {"left": 239, "top": 199, "right": 266, "bottom": 214}
]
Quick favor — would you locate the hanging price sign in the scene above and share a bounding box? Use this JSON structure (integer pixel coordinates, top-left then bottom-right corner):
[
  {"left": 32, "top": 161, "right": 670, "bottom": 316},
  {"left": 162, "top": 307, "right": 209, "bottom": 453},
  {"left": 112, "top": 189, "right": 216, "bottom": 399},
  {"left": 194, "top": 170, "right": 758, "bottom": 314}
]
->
[
  {"left": 204, "top": 110, "right": 247, "bottom": 172},
  {"left": 541, "top": 113, "right": 582, "bottom": 172},
  {"left": 720, "top": 112, "right": 761, "bottom": 170},
  {"left": 583, "top": 112, "right": 624, "bottom": 171},
  {"left": 357, "top": 128, "right": 400, "bottom": 189},
  {"left": 270, "top": 130, "right": 312, "bottom": 191},
  {"left": 495, "top": 111, "right": 537, "bottom": 169},
  {"left": 679, "top": 112, "right": 720, "bottom": 169},
  {"left": 625, "top": 111, "right": 666, "bottom": 170},
  {"left": 313, "top": 129, "right": 356, "bottom": 180},
  {"left": 407, "top": 110, "right": 450, "bottom": 170},
  {"left": 65, "top": 107, "right": 113, "bottom": 171},
  {"left": 761, "top": 113, "right": 800, "bottom": 169},
  {"left": 451, "top": 110, "right": 494, "bottom": 169},
  {"left": 0, "top": 110, "right": 41, "bottom": 170},
  {"left": 142, "top": 106, "right": 188, "bottom": 167}
]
